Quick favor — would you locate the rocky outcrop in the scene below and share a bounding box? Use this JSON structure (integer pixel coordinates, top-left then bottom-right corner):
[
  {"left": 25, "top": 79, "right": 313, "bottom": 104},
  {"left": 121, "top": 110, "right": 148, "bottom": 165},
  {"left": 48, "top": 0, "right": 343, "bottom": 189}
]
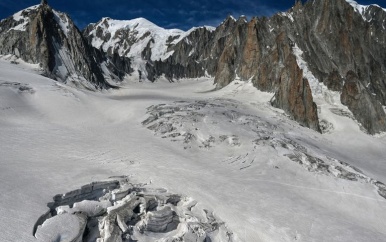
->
[
  {"left": 208, "top": 19, "right": 321, "bottom": 130},
  {"left": 81, "top": 12, "right": 324, "bottom": 131},
  {"left": 287, "top": 0, "right": 386, "bottom": 133},
  {"left": 272, "top": 54, "right": 321, "bottom": 132},
  {"left": 324, "top": 70, "right": 344, "bottom": 91},
  {"left": 297, "top": 0, "right": 386, "bottom": 99},
  {"left": 160, "top": 0, "right": 386, "bottom": 133},
  {"left": 170, "top": 0, "right": 386, "bottom": 133},
  {"left": 83, "top": 18, "right": 221, "bottom": 82},
  {"left": 341, "top": 71, "right": 386, "bottom": 134},
  {"left": 0, "top": 3, "right": 114, "bottom": 89},
  {"left": 213, "top": 17, "right": 246, "bottom": 88},
  {"left": 2, "top": 0, "right": 386, "bottom": 133}
]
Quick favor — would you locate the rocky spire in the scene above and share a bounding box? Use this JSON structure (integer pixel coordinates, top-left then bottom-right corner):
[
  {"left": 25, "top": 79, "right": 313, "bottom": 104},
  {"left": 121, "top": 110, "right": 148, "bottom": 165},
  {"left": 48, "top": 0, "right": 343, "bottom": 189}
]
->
[
  {"left": 293, "top": 0, "right": 303, "bottom": 10},
  {"left": 0, "top": 0, "right": 114, "bottom": 89}
]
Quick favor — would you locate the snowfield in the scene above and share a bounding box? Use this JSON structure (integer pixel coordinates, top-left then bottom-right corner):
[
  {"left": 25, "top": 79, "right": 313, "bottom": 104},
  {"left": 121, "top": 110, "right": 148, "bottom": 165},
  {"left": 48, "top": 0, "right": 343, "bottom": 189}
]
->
[{"left": 1, "top": 57, "right": 386, "bottom": 241}]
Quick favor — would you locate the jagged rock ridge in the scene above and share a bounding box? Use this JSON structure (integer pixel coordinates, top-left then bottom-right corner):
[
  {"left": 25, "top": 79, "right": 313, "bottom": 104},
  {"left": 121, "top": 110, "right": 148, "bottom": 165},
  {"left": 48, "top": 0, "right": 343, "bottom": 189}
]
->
[
  {"left": 1, "top": 0, "right": 386, "bottom": 133},
  {"left": 0, "top": 2, "right": 115, "bottom": 89},
  {"left": 134, "top": 0, "right": 386, "bottom": 134},
  {"left": 83, "top": 0, "right": 386, "bottom": 133},
  {"left": 286, "top": 0, "right": 386, "bottom": 134},
  {"left": 83, "top": 17, "right": 216, "bottom": 81}
]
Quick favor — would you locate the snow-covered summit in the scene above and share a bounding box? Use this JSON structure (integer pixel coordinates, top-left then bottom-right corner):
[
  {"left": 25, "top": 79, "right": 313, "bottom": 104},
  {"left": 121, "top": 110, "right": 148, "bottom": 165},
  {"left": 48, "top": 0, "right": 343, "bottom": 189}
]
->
[
  {"left": 12, "top": 5, "right": 39, "bottom": 22},
  {"left": 84, "top": 17, "right": 216, "bottom": 81},
  {"left": 52, "top": 10, "right": 71, "bottom": 37},
  {"left": 346, "top": 0, "right": 386, "bottom": 17},
  {"left": 85, "top": 17, "right": 186, "bottom": 61},
  {"left": 7, "top": 5, "right": 69, "bottom": 34},
  {"left": 186, "top": 25, "right": 216, "bottom": 33},
  {"left": 8, "top": 5, "right": 40, "bottom": 32}
]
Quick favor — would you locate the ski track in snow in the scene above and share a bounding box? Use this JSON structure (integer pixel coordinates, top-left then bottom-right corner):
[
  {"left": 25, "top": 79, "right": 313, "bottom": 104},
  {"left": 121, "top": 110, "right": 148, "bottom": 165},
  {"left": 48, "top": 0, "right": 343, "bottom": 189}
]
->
[{"left": 1, "top": 58, "right": 386, "bottom": 241}]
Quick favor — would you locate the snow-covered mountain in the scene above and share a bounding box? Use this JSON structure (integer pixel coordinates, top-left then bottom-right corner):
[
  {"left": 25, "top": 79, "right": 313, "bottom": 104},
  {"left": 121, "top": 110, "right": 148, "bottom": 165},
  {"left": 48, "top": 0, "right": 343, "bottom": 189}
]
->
[
  {"left": 1, "top": 0, "right": 386, "bottom": 241},
  {"left": 83, "top": 17, "right": 215, "bottom": 81},
  {"left": 1, "top": 0, "right": 385, "bottom": 134},
  {"left": 346, "top": 0, "right": 386, "bottom": 19},
  {"left": 84, "top": 17, "right": 185, "bottom": 60},
  {"left": 83, "top": 0, "right": 386, "bottom": 135}
]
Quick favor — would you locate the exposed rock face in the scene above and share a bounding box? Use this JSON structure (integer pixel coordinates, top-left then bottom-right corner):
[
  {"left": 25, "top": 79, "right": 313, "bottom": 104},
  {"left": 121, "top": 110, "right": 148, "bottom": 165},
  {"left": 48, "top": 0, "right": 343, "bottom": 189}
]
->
[
  {"left": 324, "top": 70, "right": 344, "bottom": 92},
  {"left": 83, "top": 17, "right": 223, "bottom": 83},
  {"left": 0, "top": 4, "right": 113, "bottom": 89},
  {"left": 296, "top": 0, "right": 386, "bottom": 101},
  {"left": 203, "top": 18, "right": 320, "bottom": 129},
  {"left": 287, "top": 0, "right": 386, "bottom": 133},
  {"left": 272, "top": 54, "right": 321, "bottom": 132},
  {"left": 155, "top": 0, "right": 386, "bottom": 133},
  {"left": 341, "top": 71, "right": 386, "bottom": 134},
  {"left": 162, "top": 0, "right": 386, "bottom": 133},
  {"left": 147, "top": 26, "right": 218, "bottom": 81},
  {"left": 2, "top": 0, "right": 386, "bottom": 133}
]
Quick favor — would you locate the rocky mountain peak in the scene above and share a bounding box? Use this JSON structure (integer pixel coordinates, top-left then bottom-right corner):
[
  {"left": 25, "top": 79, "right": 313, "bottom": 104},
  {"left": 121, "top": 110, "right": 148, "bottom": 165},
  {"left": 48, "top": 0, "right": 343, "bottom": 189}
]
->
[
  {"left": 84, "top": 17, "right": 185, "bottom": 59},
  {"left": 222, "top": 15, "right": 237, "bottom": 26},
  {"left": 84, "top": 0, "right": 385, "bottom": 134},
  {"left": 237, "top": 15, "right": 248, "bottom": 23},
  {"left": 292, "top": 0, "right": 303, "bottom": 11},
  {"left": 0, "top": 3, "right": 116, "bottom": 89},
  {"left": 1, "top": 0, "right": 386, "bottom": 134}
]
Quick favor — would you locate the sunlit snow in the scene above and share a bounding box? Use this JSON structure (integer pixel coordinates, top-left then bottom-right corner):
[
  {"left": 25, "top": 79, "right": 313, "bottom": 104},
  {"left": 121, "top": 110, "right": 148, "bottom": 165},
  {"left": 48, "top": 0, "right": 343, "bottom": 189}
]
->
[
  {"left": 1, "top": 57, "right": 386, "bottom": 241},
  {"left": 346, "top": 0, "right": 386, "bottom": 20}
]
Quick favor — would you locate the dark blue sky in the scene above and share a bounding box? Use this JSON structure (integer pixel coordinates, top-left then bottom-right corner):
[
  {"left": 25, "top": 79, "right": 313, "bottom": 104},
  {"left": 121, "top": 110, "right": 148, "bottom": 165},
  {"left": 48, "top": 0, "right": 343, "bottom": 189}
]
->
[{"left": 0, "top": 0, "right": 384, "bottom": 30}]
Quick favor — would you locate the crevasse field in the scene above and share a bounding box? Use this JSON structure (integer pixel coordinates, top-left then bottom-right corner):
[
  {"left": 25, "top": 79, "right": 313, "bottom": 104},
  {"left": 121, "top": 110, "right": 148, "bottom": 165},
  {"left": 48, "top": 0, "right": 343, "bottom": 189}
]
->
[{"left": 1, "top": 57, "right": 386, "bottom": 242}]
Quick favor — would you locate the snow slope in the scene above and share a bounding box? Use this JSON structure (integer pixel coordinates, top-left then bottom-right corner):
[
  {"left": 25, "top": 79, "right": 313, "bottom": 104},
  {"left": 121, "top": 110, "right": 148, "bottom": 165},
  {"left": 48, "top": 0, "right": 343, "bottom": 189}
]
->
[
  {"left": 1, "top": 58, "right": 386, "bottom": 241},
  {"left": 52, "top": 10, "right": 70, "bottom": 37},
  {"left": 346, "top": 0, "right": 386, "bottom": 19},
  {"left": 292, "top": 43, "right": 364, "bottom": 134},
  {"left": 87, "top": 17, "right": 215, "bottom": 62},
  {"left": 88, "top": 17, "right": 185, "bottom": 61},
  {"left": 9, "top": 5, "right": 39, "bottom": 32},
  {"left": 86, "top": 18, "right": 215, "bottom": 81}
]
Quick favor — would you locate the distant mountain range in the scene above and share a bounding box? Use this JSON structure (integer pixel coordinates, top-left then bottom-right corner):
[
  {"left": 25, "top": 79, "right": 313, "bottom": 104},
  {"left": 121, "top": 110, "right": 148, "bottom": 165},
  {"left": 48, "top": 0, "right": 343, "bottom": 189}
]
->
[{"left": 0, "top": 0, "right": 385, "bottom": 134}]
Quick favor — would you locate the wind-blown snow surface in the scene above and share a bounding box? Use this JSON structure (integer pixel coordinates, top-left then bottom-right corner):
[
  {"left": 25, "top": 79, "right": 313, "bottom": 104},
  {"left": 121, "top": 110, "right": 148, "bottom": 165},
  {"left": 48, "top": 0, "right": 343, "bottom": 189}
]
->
[{"left": 1, "top": 58, "right": 386, "bottom": 241}]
